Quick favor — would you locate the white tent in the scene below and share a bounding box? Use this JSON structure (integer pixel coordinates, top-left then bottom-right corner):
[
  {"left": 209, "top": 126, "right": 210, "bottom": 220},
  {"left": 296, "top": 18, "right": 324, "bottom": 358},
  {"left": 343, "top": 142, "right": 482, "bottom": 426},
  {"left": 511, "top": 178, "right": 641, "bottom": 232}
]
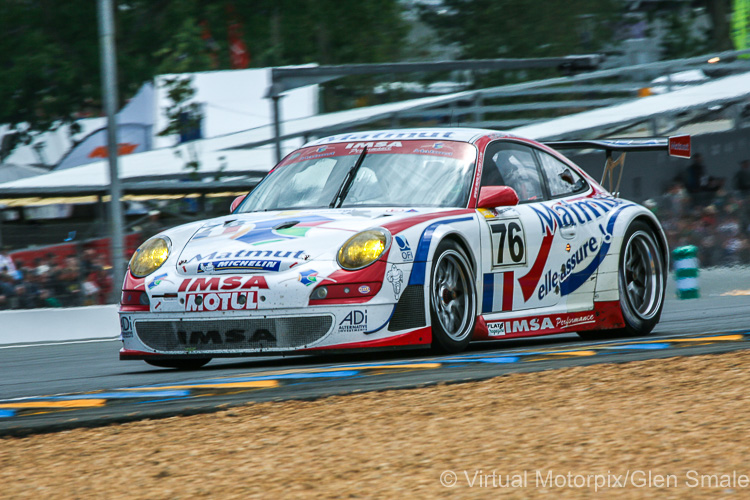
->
[
  {"left": 3, "top": 69, "right": 750, "bottom": 193},
  {"left": 513, "top": 71, "right": 750, "bottom": 140},
  {"left": 3, "top": 66, "right": 319, "bottom": 173},
  {"left": 0, "top": 118, "right": 106, "bottom": 168},
  {"left": 0, "top": 90, "right": 473, "bottom": 190}
]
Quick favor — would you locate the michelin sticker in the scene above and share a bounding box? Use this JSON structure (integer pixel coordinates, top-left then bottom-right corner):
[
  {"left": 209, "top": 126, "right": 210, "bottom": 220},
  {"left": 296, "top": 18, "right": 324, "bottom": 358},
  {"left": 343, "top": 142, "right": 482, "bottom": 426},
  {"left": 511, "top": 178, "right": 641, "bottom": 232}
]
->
[{"left": 197, "top": 259, "right": 281, "bottom": 273}]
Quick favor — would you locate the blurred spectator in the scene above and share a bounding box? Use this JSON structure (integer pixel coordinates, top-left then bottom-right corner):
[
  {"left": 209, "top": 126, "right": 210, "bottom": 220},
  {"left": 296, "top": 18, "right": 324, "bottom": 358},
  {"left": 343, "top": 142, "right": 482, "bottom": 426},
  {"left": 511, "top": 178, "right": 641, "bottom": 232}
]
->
[
  {"left": 0, "top": 242, "right": 123, "bottom": 310},
  {"left": 681, "top": 153, "right": 724, "bottom": 206},
  {"left": 0, "top": 272, "right": 14, "bottom": 310},
  {"left": 39, "top": 289, "right": 62, "bottom": 308},
  {"left": 662, "top": 181, "right": 689, "bottom": 218},
  {"left": 0, "top": 252, "right": 20, "bottom": 280},
  {"left": 657, "top": 181, "right": 750, "bottom": 268},
  {"left": 734, "top": 159, "right": 750, "bottom": 193},
  {"left": 682, "top": 152, "right": 705, "bottom": 194}
]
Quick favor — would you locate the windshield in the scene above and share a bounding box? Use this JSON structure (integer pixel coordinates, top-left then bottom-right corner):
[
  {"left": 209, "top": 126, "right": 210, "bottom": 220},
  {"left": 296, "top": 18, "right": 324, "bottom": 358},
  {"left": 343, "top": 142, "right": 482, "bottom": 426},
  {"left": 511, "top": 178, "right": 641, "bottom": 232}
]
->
[{"left": 237, "top": 140, "right": 477, "bottom": 212}]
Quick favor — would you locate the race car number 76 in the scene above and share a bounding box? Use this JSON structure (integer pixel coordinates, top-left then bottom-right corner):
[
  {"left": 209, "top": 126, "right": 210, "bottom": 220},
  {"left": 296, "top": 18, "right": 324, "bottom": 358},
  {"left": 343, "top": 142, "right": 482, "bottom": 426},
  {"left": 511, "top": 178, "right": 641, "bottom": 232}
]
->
[{"left": 490, "top": 219, "right": 526, "bottom": 267}]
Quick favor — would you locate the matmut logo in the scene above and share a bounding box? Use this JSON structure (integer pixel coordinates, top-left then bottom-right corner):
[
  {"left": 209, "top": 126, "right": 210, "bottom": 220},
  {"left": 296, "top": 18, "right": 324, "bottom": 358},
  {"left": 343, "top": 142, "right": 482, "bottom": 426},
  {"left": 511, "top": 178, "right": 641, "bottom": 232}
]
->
[
  {"left": 529, "top": 197, "right": 625, "bottom": 234},
  {"left": 185, "top": 291, "right": 258, "bottom": 312},
  {"left": 179, "top": 276, "right": 268, "bottom": 292}
]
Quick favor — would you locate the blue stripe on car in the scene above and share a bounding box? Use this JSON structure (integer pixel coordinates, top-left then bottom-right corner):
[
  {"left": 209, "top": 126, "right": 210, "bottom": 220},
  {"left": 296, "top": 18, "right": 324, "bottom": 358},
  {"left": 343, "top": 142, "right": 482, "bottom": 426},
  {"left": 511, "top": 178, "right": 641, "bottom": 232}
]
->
[
  {"left": 407, "top": 216, "right": 474, "bottom": 287},
  {"left": 482, "top": 273, "right": 494, "bottom": 313}
]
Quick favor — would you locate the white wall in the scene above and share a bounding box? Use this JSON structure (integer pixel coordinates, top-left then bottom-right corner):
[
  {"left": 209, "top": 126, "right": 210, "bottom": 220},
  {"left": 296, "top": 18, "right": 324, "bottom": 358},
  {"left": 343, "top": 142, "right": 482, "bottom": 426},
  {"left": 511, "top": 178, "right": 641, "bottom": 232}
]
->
[{"left": 0, "top": 305, "right": 119, "bottom": 345}]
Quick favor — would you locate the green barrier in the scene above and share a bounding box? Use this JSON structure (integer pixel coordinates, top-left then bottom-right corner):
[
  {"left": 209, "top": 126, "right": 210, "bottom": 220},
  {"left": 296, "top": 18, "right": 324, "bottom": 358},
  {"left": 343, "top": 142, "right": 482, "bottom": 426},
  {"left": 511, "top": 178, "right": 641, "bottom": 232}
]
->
[{"left": 672, "top": 245, "right": 699, "bottom": 299}]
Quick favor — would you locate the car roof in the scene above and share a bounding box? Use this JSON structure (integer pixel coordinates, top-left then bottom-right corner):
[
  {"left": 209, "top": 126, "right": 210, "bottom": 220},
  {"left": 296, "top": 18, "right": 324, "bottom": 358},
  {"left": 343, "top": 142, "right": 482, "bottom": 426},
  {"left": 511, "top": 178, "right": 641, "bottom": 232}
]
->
[{"left": 304, "top": 127, "right": 522, "bottom": 147}]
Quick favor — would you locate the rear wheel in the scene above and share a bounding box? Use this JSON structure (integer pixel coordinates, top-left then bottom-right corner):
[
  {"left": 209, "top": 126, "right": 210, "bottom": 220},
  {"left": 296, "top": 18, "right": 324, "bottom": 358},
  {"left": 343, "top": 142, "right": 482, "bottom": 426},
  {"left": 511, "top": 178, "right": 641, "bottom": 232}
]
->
[
  {"left": 430, "top": 240, "right": 477, "bottom": 353},
  {"left": 145, "top": 358, "right": 212, "bottom": 370},
  {"left": 617, "top": 221, "right": 666, "bottom": 335},
  {"left": 578, "top": 221, "right": 666, "bottom": 340}
]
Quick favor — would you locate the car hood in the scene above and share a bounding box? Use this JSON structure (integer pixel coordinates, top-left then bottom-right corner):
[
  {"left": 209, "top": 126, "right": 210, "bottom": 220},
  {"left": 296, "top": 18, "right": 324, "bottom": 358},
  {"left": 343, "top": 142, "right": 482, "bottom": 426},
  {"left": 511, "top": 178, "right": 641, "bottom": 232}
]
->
[{"left": 172, "top": 207, "right": 446, "bottom": 275}]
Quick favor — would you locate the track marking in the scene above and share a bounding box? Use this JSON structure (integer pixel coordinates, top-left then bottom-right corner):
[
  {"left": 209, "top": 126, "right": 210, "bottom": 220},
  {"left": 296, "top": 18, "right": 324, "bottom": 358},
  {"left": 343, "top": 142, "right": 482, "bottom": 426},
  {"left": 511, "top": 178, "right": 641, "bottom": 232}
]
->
[
  {"left": 344, "top": 363, "right": 441, "bottom": 370},
  {"left": 125, "top": 365, "right": 440, "bottom": 391},
  {"left": 644, "top": 335, "right": 744, "bottom": 343},
  {"left": 3, "top": 332, "right": 749, "bottom": 426},
  {"left": 0, "top": 400, "right": 106, "bottom": 409},
  {"left": 48, "top": 391, "right": 191, "bottom": 399},
  {"left": 130, "top": 381, "right": 280, "bottom": 391},
  {"left": 545, "top": 350, "right": 597, "bottom": 356},
  {"left": 598, "top": 343, "right": 670, "bottom": 350}
]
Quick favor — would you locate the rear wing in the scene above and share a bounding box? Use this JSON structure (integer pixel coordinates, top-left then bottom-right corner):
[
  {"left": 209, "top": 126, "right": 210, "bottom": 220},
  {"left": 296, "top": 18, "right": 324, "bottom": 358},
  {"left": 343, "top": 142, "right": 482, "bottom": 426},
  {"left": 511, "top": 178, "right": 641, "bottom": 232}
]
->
[{"left": 543, "top": 135, "right": 691, "bottom": 195}]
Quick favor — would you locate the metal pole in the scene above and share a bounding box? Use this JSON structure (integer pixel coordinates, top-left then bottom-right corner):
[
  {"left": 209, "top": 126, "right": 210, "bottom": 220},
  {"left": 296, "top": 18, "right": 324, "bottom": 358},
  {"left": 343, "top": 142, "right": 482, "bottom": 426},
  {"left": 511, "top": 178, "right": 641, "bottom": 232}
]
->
[
  {"left": 272, "top": 95, "right": 282, "bottom": 164},
  {"left": 98, "top": 0, "right": 126, "bottom": 303}
]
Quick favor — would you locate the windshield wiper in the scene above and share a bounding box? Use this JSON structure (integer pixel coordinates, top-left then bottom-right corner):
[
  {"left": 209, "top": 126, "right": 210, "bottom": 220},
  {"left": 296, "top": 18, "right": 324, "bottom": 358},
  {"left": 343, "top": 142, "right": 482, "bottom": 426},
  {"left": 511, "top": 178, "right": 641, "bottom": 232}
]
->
[{"left": 329, "top": 146, "right": 368, "bottom": 208}]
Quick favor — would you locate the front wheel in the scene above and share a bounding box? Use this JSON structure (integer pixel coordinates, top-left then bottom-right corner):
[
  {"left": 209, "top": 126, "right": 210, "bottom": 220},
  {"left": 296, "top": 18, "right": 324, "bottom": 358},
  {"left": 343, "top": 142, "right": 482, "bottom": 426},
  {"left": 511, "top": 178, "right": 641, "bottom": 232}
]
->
[
  {"left": 145, "top": 358, "right": 212, "bottom": 370},
  {"left": 430, "top": 240, "right": 477, "bottom": 353}
]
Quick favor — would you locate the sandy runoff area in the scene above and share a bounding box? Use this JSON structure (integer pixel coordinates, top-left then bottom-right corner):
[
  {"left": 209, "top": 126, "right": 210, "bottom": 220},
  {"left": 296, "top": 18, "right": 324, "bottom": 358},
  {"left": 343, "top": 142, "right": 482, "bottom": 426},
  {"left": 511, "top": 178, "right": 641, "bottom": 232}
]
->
[{"left": 3, "top": 351, "right": 750, "bottom": 498}]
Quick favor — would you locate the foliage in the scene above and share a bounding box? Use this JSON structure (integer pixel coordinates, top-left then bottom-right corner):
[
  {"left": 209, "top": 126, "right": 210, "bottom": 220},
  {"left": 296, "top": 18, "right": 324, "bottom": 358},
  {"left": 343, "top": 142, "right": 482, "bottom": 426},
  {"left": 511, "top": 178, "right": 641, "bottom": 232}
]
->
[
  {"left": 0, "top": 0, "right": 99, "bottom": 142},
  {"left": 660, "top": 10, "right": 710, "bottom": 59},
  {"left": 158, "top": 75, "right": 203, "bottom": 176},
  {"left": 0, "top": 0, "right": 408, "bottom": 141},
  {"left": 417, "top": 0, "right": 619, "bottom": 87},
  {"left": 419, "top": 0, "right": 619, "bottom": 60}
]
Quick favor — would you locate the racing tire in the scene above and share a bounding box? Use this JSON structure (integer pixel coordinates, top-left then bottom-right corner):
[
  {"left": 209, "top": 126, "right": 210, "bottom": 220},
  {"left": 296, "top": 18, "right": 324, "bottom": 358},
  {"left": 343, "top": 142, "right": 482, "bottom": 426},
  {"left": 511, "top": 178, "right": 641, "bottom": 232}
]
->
[
  {"left": 145, "top": 358, "right": 212, "bottom": 370},
  {"left": 578, "top": 221, "right": 666, "bottom": 340},
  {"left": 429, "top": 240, "right": 477, "bottom": 353}
]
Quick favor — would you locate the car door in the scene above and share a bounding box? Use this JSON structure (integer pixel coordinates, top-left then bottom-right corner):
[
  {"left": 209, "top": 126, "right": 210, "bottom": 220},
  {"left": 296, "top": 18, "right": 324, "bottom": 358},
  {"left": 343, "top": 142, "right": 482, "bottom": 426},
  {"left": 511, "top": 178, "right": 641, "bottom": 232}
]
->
[
  {"left": 477, "top": 141, "right": 598, "bottom": 319},
  {"left": 532, "top": 148, "right": 602, "bottom": 313}
]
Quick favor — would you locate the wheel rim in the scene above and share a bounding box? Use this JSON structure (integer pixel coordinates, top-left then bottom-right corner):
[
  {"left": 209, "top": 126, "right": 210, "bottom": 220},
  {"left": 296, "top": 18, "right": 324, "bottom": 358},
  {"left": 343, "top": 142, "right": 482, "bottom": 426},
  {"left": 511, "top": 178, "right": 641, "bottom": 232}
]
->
[
  {"left": 622, "top": 230, "right": 664, "bottom": 320},
  {"left": 431, "top": 250, "right": 474, "bottom": 341}
]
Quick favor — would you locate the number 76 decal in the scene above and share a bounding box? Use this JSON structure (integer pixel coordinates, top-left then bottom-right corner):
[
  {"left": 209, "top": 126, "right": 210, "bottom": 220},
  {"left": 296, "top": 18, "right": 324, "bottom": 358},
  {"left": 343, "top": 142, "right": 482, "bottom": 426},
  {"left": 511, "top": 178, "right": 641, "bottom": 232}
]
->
[{"left": 489, "top": 218, "right": 527, "bottom": 268}]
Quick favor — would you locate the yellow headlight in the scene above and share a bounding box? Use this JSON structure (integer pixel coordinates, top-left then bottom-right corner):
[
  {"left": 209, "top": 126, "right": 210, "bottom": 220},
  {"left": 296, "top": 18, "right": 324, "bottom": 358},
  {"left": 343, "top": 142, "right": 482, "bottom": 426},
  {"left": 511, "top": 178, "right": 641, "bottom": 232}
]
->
[
  {"left": 337, "top": 229, "right": 389, "bottom": 270},
  {"left": 129, "top": 237, "right": 171, "bottom": 278}
]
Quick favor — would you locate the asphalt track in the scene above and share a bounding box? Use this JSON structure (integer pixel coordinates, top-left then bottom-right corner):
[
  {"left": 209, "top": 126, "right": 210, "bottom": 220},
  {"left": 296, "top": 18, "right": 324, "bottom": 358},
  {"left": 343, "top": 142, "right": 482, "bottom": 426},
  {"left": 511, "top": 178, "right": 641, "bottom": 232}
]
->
[{"left": 2, "top": 267, "right": 750, "bottom": 436}]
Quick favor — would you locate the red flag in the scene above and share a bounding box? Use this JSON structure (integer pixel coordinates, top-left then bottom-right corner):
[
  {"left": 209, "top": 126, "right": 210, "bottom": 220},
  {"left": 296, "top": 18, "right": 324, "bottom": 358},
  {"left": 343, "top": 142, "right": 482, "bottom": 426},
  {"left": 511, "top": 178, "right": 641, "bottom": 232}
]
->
[
  {"left": 228, "top": 21, "right": 250, "bottom": 69},
  {"left": 200, "top": 20, "right": 220, "bottom": 69}
]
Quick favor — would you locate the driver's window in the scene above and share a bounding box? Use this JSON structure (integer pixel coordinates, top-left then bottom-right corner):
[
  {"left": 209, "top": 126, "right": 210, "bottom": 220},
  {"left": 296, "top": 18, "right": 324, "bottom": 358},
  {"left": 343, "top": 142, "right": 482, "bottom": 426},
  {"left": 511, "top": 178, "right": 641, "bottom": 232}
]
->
[
  {"left": 537, "top": 151, "right": 587, "bottom": 198},
  {"left": 481, "top": 142, "right": 543, "bottom": 202}
]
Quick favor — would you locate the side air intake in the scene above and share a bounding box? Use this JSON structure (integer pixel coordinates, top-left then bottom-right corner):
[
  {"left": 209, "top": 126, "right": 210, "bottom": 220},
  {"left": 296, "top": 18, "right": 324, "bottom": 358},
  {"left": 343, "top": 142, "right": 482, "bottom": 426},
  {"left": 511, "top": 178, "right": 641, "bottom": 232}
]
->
[{"left": 388, "top": 285, "right": 426, "bottom": 332}]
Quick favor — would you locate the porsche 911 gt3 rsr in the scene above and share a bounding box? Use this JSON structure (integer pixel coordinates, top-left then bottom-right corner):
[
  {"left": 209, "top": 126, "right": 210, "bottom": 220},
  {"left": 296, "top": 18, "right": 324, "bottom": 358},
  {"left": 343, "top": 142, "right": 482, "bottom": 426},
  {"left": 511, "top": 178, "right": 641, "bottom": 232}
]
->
[{"left": 120, "top": 128, "right": 689, "bottom": 369}]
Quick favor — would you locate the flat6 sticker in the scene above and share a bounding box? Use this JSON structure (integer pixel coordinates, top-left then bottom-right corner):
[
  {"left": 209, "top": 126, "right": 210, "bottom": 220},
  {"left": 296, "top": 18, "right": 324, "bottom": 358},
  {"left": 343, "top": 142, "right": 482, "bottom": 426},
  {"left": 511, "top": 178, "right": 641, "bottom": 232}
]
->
[{"left": 489, "top": 218, "right": 526, "bottom": 268}]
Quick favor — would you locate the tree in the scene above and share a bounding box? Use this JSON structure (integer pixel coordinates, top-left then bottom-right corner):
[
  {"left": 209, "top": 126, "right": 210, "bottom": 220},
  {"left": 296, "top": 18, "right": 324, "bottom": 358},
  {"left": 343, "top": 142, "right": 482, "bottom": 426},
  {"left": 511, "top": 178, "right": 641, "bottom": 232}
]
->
[
  {"left": 0, "top": 1, "right": 100, "bottom": 145},
  {"left": 416, "top": 0, "right": 619, "bottom": 87},
  {"left": 703, "top": 0, "right": 733, "bottom": 51},
  {"left": 0, "top": 0, "right": 408, "bottom": 148},
  {"left": 660, "top": 9, "right": 710, "bottom": 59},
  {"left": 419, "top": 0, "right": 618, "bottom": 60}
]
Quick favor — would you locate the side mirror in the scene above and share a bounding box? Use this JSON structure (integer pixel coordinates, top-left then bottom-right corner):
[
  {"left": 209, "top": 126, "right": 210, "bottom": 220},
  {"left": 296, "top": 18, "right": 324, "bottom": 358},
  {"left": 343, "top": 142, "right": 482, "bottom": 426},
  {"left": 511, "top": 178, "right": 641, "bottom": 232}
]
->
[
  {"left": 477, "top": 186, "right": 519, "bottom": 208},
  {"left": 230, "top": 194, "right": 246, "bottom": 213}
]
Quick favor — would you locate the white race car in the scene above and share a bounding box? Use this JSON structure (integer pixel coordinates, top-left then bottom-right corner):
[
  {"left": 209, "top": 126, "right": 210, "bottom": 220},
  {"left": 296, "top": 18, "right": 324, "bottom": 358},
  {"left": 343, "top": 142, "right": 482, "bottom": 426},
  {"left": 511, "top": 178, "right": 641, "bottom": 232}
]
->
[{"left": 120, "top": 128, "right": 690, "bottom": 368}]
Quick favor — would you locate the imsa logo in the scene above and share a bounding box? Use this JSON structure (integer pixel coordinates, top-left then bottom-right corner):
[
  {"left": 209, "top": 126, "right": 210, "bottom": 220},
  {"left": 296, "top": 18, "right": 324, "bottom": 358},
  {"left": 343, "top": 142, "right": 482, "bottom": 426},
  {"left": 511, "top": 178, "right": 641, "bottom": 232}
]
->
[
  {"left": 487, "top": 317, "right": 555, "bottom": 336},
  {"left": 176, "top": 329, "right": 276, "bottom": 346},
  {"left": 179, "top": 276, "right": 268, "bottom": 292},
  {"left": 185, "top": 291, "right": 258, "bottom": 311}
]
